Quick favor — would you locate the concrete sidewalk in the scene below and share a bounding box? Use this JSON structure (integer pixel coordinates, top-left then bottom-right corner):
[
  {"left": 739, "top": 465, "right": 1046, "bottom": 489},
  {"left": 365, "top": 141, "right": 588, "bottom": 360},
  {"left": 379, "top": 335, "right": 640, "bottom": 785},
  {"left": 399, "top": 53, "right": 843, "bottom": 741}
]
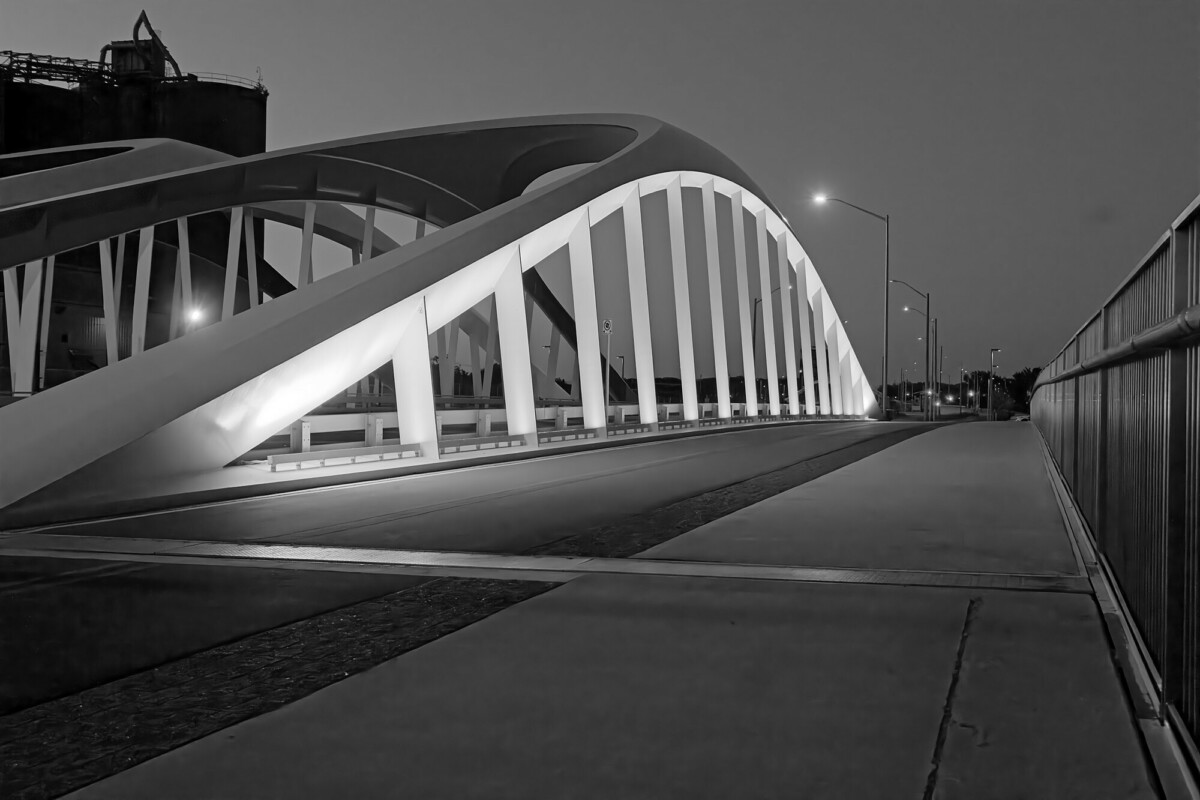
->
[{"left": 68, "top": 424, "right": 1159, "bottom": 799}]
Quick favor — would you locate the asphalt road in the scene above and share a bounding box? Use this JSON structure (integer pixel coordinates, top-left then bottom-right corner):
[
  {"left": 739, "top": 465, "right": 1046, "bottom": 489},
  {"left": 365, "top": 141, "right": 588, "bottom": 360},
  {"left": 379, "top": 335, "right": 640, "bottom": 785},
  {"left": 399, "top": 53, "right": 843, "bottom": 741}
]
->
[{"left": 1, "top": 421, "right": 921, "bottom": 712}]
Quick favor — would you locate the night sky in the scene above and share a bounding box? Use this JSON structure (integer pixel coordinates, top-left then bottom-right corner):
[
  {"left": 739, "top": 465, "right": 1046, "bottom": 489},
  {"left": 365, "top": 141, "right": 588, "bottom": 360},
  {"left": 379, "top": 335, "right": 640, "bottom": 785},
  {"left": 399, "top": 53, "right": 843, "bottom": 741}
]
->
[{"left": 5, "top": 0, "right": 1198, "bottom": 381}]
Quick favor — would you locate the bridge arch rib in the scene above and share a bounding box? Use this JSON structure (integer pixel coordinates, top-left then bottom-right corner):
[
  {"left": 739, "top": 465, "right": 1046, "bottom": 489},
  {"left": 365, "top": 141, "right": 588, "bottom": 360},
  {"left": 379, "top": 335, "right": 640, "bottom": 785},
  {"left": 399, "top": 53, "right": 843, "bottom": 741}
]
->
[{"left": 0, "top": 115, "right": 875, "bottom": 511}]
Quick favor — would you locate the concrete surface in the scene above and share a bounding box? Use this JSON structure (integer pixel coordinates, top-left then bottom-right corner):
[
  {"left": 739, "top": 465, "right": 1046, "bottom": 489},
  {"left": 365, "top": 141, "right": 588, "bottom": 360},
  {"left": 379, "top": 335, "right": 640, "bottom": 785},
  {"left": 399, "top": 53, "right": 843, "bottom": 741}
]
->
[
  {"left": 2, "top": 421, "right": 907, "bottom": 714},
  {"left": 67, "top": 424, "right": 1159, "bottom": 799},
  {"left": 639, "top": 423, "right": 1079, "bottom": 575}
]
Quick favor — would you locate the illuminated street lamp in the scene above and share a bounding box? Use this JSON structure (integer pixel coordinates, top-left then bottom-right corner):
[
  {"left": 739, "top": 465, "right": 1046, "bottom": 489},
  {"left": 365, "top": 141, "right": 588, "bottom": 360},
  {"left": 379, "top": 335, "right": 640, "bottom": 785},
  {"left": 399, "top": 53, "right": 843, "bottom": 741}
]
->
[
  {"left": 988, "top": 348, "right": 1002, "bottom": 421},
  {"left": 897, "top": 283, "right": 933, "bottom": 421},
  {"left": 750, "top": 284, "right": 786, "bottom": 403},
  {"left": 814, "top": 193, "right": 890, "bottom": 418}
]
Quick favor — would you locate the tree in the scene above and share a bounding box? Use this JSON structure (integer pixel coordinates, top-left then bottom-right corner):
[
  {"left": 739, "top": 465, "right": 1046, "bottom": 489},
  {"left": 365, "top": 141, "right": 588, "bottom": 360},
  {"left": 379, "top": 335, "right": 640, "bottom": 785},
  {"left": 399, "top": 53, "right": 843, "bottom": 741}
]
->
[{"left": 1008, "top": 366, "right": 1042, "bottom": 411}]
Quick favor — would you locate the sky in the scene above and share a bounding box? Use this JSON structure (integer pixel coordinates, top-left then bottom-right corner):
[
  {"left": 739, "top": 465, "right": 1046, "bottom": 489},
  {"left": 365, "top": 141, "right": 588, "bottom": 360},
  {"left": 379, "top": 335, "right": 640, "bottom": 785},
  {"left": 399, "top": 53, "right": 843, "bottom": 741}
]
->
[{"left": 4, "top": 0, "right": 1198, "bottom": 382}]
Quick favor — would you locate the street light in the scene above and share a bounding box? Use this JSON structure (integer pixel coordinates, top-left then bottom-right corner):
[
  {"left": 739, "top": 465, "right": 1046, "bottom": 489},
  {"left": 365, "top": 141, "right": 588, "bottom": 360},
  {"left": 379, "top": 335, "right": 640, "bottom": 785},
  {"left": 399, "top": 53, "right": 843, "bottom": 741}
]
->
[
  {"left": 750, "top": 284, "right": 787, "bottom": 402},
  {"left": 814, "top": 193, "right": 890, "bottom": 418},
  {"left": 617, "top": 354, "right": 626, "bottom": 381},
  {"left": 895, "top": 277, "right": 932, "bottom": 422},
  {"left": 893, "top": 279, "right": 931, "bottom": 421},
  {"left": 988, "top": 348, "right": 1002, "bottom": 421}
]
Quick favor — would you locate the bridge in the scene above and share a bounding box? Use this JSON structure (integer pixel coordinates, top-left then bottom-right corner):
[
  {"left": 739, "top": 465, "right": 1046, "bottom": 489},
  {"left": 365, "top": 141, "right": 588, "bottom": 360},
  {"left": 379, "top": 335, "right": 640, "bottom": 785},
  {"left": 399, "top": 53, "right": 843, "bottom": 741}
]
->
[{"left": 0, "top": 119, "right": 1197, "bottom": 798}]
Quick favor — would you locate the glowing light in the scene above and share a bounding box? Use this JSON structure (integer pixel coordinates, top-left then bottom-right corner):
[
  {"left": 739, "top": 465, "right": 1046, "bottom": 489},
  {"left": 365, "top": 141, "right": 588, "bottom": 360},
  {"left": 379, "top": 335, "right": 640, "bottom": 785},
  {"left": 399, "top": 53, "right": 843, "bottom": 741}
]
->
[
  {"left": 812, "top": 193, "right": 828, "bottom": 204},
  {"left": 188, "top": 308, "right": 204, "bottom": 323}
]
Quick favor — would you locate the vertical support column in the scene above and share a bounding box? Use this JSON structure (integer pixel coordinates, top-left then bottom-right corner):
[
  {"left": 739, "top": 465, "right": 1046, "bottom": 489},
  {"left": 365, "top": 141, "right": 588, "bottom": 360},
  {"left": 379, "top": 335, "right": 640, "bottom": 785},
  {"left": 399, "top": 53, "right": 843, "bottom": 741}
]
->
[
  {"left": 700, "top": 181, "right": 731, "bottom": 419},
  {"left": 177, "top": 217, "right": 193, "bottom": 320},
  {"left": 243, "top": 209, "right": 259, "bottom": 308},
  {"left": 131, "top": 225, "right": 155, "bottom": 355},
  {"left": 547, "top": 327, "right": 562, "bottom": 393},
  {"left": 525, "top": 300, "right": 540, "bottom": 398},
  {"left": 2, "top": 267, "right": 22, "bottom": 390},
  {"left": 37, "top": 256, "right": 56, "bottom": 390},
  {"left": 98, "top": 241, "right": 120, "bottom": 366},
  {"left": 849, "top": 360, "right": 866, "bottom": 415},
  {"left": 810, "top": 286, "right": 833, "bottom": 415},
  {"left": 665, "top": 178, "right": 698, "bottom": 422},
  {"left": 567, "top": 211, "right": 606, "bottom": 432},
  {"left": 793, "top": 255, "right": 817, "bottom": 416},
  {"left": 775, "top": 236, "right": 799, "bottom": 415},
  {"left": 730, "top": 192, "right": 758, "bottom": 416},
  {"left": 755, "top": 210, "right": 780, "bottom": 416},
  {"left": 290, "top": 420, "right": 311, "bottom": 453},
  {"left": 623, "top": 187, "right": 658, "bottom": 428},
  {"left": 470, "top": 333, "right": 483, "bottom": 398},
  {"left": 298, "top": 201, "right": 316, "bottom": 286},
  {"left": 496, "top": 248, "right": 538, "bottom": 440},
  {"left": 361, "top": 207, "right": 376, "bottom": 261},
  {"left": 113, "top": 233, "right": 126, "bottom": 321},
  {"left": 170, "top": 260, "right": 183, "bottom": 339},
  {"left": 825, "top": 312, "right": 846, "bottom": 416},
  {"left": 481, "top": 295, "right": 498, "bottom": 398},
  {"left": 414, "top": 219, "right": 427, "bottom": 240},
  {"left": 221, "top": 208, "right": 244, "bottom": 321},
  {"left": 3, "top": 261, "right": 44, "bottom": 394},
  {"left": 392, "top": 300, "right": 439, "bottom": 459},
  {"left": 434, "top": 327, "right": 448, "bottom": 395},
  {"left": 447, "top": 322, "right": 461, "bottom": 394}
]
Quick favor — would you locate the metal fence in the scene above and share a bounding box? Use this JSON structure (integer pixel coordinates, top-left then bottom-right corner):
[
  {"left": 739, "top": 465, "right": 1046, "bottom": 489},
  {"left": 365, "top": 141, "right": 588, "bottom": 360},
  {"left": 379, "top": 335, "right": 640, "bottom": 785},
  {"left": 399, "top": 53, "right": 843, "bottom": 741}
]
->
[{"left": 1032, "top": 192, "right": 1200, "bottom": 757}]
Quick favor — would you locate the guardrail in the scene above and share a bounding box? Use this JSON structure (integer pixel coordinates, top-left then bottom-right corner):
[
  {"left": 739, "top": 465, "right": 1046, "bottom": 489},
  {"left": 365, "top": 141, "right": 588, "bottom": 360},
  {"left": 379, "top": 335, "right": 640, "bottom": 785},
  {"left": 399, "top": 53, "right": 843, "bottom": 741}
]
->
[{"left": 1031, "top": 192, "right": 1200, "bottom": 759}]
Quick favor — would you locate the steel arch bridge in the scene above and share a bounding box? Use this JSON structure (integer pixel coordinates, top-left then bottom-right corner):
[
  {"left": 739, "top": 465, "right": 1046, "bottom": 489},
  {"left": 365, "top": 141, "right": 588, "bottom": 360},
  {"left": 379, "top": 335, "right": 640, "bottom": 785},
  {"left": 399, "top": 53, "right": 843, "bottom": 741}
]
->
[{"left": 0, "top": 114, "right": 876, "bottom": 512}]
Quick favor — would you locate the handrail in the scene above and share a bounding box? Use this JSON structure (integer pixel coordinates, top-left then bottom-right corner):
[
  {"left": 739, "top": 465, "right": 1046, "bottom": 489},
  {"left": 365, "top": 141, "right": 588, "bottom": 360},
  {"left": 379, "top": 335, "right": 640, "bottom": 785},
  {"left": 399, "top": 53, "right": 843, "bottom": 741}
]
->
[
  {"left": 1033, "top": 301, "right": 1200, "bottom": 390},
  {"left": 1029, "top": 187, "right": 1200, "bottom": 772},
  {"left": 180, "top": 72, "right": 267, "bottom": 92}
]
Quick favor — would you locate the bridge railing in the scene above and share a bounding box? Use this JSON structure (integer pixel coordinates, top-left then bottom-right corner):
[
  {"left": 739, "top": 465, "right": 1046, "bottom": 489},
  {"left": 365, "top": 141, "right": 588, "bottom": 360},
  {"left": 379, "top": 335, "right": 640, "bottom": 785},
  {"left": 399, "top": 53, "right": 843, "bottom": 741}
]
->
[{"left": 1032, "top": 192, "right": 1200, "bottom": 755}]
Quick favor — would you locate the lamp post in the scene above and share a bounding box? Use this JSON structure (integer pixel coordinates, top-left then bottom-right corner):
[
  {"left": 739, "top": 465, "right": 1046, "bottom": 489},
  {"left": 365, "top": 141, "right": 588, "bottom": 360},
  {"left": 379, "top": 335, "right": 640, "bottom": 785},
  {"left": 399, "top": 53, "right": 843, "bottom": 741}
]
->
[
  {"left": 959, "top": 366, "right": 966, "bottom": 416},
  {"left": 988, "top": 347, "right": 1002, "bottom": 421},
  {"left": 813, "top": 194, "right": 889, "bottom": 418},
  {"left": 891, "top": 279, "right": 930, "bottom": 421},
  {"left": 750, "top": 284, "right": 785, "bottom": 404}
]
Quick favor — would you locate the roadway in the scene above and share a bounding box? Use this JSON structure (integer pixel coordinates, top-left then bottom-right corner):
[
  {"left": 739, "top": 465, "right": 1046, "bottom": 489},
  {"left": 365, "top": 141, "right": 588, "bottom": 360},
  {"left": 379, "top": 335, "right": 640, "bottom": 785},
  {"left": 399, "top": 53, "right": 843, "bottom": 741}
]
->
[{"left": 1, "top": 420, "right": 922, "bottom": 713}]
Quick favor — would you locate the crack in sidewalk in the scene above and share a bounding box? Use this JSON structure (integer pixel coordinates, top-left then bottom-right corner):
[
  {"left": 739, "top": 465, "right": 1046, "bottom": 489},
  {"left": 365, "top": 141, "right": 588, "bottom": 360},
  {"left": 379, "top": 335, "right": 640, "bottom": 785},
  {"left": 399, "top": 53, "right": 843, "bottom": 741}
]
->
[{"left": 923, "top": 596, "right": 982, "bottom": 800}]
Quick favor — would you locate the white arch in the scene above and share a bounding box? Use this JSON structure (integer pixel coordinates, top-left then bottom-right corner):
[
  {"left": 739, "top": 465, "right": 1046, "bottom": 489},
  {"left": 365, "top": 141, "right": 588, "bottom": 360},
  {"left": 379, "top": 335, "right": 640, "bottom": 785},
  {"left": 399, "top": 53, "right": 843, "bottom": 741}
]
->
[{"left": 0, "top": 170, "right": 876, "bottom": 509}]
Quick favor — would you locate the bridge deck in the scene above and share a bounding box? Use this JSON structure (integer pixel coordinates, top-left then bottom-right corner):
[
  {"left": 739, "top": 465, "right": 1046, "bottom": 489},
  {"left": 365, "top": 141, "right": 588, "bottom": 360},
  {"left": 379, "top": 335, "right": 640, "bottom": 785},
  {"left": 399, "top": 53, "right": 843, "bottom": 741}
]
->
[{"left": 64, "top": 424, "right": 1161, "bottom": 799}]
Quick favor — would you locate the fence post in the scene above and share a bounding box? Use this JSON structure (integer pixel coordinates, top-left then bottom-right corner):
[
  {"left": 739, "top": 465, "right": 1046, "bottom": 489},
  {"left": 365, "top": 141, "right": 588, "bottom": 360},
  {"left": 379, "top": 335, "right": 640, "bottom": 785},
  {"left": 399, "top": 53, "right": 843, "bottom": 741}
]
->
[
  {"left": 1161, "top": 220, "right": 1190, "bottom": 717},
  {"left": 1095, "top": 306, "right": 1109, "bottom": 551}
]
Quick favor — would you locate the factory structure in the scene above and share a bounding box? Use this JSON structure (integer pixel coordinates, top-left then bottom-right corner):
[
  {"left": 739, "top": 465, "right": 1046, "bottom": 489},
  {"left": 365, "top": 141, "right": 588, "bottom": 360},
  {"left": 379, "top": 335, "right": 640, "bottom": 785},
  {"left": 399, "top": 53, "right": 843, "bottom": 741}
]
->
[{"left": 0, "top": 12, "right": 268, "bottom": 394}]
